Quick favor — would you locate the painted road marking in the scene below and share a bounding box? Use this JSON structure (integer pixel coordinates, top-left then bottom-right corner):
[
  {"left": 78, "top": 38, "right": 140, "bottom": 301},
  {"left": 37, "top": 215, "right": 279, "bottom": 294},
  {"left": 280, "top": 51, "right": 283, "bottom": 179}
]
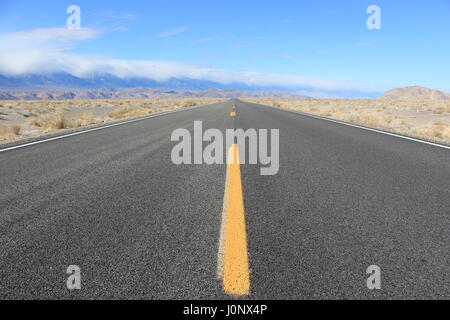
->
[
  {"left": 217, "top": 144, "right": 250, "bottom": 296},
  {"left": 263, "top": 104, "right": 450, "bottom": 150},
  {"left": 230, "top": 112, "right": 237, "bottom": 117},
  {"left": 217, "top": 159, "right": 230, "bottom": 281}
]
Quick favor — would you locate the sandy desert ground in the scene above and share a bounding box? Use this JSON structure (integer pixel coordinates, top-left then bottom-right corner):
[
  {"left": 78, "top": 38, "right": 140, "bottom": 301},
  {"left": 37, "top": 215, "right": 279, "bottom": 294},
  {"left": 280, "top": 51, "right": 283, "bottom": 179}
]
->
[
  {"left": 0, "top": 98, "right": 225, "bottom": 143},
  {"left": 244, "top": 98, "right": 450, "bottom": 144},
  {"left": 1, "top": 98, "right": 450, "bottom": 145}
]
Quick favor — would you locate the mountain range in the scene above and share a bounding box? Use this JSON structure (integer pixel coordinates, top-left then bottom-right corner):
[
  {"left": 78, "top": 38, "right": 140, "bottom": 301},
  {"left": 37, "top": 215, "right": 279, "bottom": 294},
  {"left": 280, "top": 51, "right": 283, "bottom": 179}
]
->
[
  {"left": 0, "top": 72, "right": 380, "bottom": 100},
  {"left": 0, "top": 87, "right": 303, "bottom": 101},
  {"left": 0, "top": 72, "right": 235, "bottom": 91}
]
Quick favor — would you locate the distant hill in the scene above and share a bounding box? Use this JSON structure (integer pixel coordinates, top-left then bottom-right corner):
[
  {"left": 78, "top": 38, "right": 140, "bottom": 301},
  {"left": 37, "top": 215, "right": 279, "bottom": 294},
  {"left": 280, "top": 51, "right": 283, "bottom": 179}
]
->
[{"left": 380, "top": 86, "right": 450, "bottom": 100}]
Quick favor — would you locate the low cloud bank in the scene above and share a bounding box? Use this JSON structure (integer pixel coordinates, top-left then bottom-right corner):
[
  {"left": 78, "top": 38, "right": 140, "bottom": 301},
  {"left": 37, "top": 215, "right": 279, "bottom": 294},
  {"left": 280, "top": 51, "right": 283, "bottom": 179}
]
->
[{"left": 0, "top": 27, "right": 384, "bottom": 93}]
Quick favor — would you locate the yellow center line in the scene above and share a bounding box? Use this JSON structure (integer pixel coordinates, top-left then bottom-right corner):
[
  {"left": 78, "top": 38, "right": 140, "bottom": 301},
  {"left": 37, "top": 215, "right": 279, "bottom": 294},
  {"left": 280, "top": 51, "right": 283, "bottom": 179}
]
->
[
  {"left": 230, "top": 112, "right": 237, "bottom": 117},
  {"left": 217, "top": 144, "right": 250, "bottom": 296}
]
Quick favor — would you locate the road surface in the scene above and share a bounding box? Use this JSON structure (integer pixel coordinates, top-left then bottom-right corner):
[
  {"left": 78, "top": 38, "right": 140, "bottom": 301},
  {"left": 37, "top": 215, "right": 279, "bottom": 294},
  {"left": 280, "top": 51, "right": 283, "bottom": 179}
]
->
[{"left": 0, "top": 100, "right": 448, "bottom": 299}]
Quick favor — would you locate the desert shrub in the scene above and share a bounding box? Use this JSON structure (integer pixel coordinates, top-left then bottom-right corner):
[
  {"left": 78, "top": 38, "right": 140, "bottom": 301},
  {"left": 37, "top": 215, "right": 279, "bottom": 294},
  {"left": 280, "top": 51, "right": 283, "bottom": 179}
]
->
[
  {"left": 11, "top": 125, "right": 21, "bottom": 135},
  {"left": 0, "top": 124, "right": 20, "bottom": 140},
  {"left": 76, "top": 112, "right": 97, "bottom": 126},
  {"left": 433, "top": 107, "right": 445, "bottom": 115},
  {"left": 272, "top": 101, "right": 281, "bottom": 108},
  {"left": 108, "top": 106, "right": 153, "bottom": 120},
  {"left": 0, "top": 124, "right": 13, "bottom": 140},
  {"left": 183, "top": 100, "right": 198, "bottom": 107},
  {"left": 30, "top": 112, "right": 70, "bottom": 130}
]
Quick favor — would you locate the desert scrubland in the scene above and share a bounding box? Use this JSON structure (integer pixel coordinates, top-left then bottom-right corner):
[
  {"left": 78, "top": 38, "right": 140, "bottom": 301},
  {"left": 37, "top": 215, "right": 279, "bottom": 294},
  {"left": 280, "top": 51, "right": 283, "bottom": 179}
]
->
[
  {"left": 244, "top": 98, "right": 450, "bottom": 144},
  {"left": 1, "top": 97, "right": 450, "bottom": 145},
  {"left": 0, "top": 98, "right": 224, "bottom": 143}
]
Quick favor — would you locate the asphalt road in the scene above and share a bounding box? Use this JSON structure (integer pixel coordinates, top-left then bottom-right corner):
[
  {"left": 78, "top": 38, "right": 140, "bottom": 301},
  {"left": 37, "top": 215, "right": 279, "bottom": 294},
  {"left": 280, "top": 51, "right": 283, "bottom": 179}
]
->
[{"left": 0, "top": 100, "right": 448, "bottom": 299}]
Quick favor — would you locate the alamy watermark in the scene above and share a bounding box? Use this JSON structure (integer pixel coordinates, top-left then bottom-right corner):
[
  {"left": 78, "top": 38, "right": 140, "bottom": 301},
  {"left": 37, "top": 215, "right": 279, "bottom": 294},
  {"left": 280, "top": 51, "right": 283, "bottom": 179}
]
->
[
  {"left": 367, "top": 265, "right": 381, "bottom": 290},
  {"left": 67, "top": 265, "right": 81, "bottom": 290},
  {"left": 171, "top": 121, "right": 280, "bottom": 176},
  {"left": 367, "top": 5, "right": 381, "bottom": 30},
  {"left": 67, "top": 5, "right": 81, "bottom": 30}
]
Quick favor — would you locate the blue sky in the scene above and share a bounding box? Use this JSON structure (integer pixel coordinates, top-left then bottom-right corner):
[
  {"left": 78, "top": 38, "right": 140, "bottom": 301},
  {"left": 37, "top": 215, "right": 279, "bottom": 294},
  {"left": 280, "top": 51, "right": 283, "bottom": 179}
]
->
[{"left": 0, "top": 0, "right": 449, "bottom": 93}]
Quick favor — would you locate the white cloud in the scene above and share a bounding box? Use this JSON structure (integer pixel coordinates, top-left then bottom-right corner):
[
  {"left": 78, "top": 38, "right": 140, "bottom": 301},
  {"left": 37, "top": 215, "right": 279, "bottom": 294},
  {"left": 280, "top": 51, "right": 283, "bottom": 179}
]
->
[
  {"left": 4, "top": 27, "right": 101, "bottom": 43},
  {"left": 156, "top": 26, "right": 190, "bottom": 38},
  {"left": 0, "top": 27, "right": 101, "bottom": 75},
  {"left": 0, "top": 52, "right": 383, "bottom": 92},
  {"left": 0, "top": 27, "right": 385, "bottom": 93}
]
